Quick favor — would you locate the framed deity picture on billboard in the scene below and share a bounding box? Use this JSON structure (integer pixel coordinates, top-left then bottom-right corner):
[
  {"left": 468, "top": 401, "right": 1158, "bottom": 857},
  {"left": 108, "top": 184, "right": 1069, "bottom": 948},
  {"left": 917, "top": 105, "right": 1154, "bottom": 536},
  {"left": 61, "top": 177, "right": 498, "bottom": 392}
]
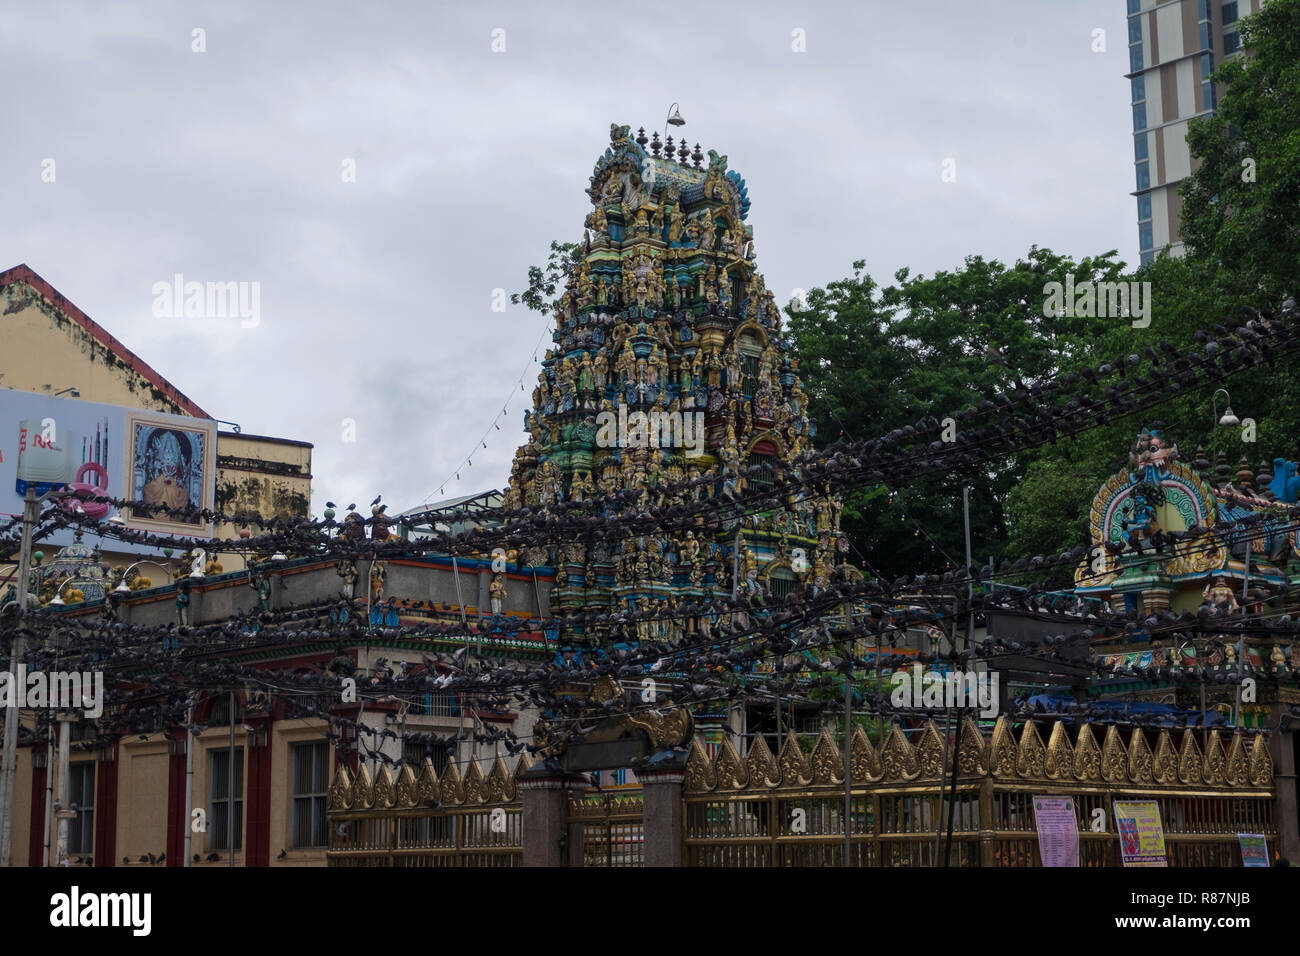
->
[{"left": 122, "top": 414, "right": 217, "bottom": 537}]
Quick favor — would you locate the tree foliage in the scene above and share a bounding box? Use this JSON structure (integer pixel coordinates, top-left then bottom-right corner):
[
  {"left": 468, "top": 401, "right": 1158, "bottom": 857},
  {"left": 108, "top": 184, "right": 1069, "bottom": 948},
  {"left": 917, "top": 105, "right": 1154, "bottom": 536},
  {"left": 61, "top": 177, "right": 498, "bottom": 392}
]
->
[
  {"left": 1180, "top": 0, "right": 1300, "bottom": 303},
  {"left": 788, "top": 249, "right": 1126, "bottom": 576},
  {"left": 511, "top": 240, "right": 583, "bottom": 314}
]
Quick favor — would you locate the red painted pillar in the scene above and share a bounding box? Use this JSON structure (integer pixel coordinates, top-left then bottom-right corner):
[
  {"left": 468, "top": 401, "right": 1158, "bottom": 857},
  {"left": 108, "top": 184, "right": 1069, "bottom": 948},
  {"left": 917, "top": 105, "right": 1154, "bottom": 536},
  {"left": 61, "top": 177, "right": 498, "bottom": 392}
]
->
[
  {"left": 28, "top": 747, "right": 46, "bottom": 867},
  {"left": 93, "top": 739, "right": 119, "bottom": 866},
  {"left": 245, "top": 715, "right": 272, "bottom": 867},
  {"left": 165, "top": 732, "right": 187, "bottom": 866}
]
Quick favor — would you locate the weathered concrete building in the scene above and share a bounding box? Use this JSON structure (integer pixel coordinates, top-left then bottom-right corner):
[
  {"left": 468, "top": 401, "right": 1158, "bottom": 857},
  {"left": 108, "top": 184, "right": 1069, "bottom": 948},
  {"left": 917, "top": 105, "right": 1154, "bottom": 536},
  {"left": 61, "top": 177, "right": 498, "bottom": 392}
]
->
[{"left": 0, "top": 263, "right": 312, "bottom": 575}]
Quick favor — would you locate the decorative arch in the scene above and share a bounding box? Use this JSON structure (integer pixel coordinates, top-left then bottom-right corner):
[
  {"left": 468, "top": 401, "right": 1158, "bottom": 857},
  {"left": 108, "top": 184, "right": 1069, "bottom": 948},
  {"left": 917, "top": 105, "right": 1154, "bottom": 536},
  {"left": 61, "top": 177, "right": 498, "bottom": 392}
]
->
[
  {"left": 745, "top": 432, "right": 786, "bottom": 459},
  {"left": 1088, "top": 460, "right": 1218, "bottom": 546},
  {"left": 730, "top": 320, "right": 770, "bottom": 351},
  {"left": 761, "top": 557, "right": 795, "bottom": 584}
]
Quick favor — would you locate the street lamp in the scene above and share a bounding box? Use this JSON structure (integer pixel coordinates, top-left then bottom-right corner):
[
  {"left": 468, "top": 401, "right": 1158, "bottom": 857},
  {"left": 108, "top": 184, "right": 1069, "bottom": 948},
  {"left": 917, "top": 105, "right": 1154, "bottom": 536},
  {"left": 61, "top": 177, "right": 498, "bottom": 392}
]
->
[
  {"left": 113, "top": 560, "right": 173, "bottom": 595},
  {"left": 662, "top": 102, "right": 685, "bottom": 145},
  {"left": 47, "top": 576, "right": 78, "bottom": 607},
  {"left": 1211, "top": 389, "right": 1239, "bottom": 427}
]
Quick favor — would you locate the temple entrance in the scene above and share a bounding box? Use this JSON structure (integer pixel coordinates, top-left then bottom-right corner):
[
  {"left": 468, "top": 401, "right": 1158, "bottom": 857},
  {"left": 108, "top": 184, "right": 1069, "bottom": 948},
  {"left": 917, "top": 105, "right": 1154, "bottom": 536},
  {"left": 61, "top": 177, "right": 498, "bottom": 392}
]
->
[{"left": 568, "top": 785, "right": 645, "bottom": 867}]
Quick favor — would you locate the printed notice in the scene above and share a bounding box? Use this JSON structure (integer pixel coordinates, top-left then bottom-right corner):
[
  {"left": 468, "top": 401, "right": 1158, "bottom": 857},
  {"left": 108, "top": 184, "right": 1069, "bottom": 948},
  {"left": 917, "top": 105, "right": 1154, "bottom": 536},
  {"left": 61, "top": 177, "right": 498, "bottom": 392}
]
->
[
  {"left": 1114, "top": 800, "right": 1167, "bottom": 867},
  {"left": 1239, "top": 833, "right": 1269, "bottom": 867},
  {"left": 1032, "top": 795, "right": 1079, "bottom": 867}
]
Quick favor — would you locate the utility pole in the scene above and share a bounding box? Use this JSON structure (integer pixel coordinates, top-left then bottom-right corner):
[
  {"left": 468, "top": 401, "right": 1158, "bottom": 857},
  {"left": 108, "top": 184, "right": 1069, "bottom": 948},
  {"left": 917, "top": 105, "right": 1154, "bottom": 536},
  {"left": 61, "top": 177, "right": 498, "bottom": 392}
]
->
[
  {"left": 842, "top": 602, "right": 854, "bottom": 867},
  {"left": 934, "top": 707, "right": 950, "bottom": 864},
  {"left": 1, "top": 486, "right": 43, "bottom": 868},
  {"left": 41, "top": 719, "right": 53, "bottom": 866},
  {"left": 184, "top": 700, "right": 195, "bottom": 867},
  {"left": 843, "top": 670, "right": 852, "bottom": 866},
  {"left": 875, "top": 613, "right": 885, "bottom": 740},
  {"left": 1235, "top": 539, "right": 1250, "bottom": 729},
  {"left": 54, "top": 712, "right": 72, "bottom": 866},
  {"left": 963, "top": 485, "right": 974, "bottom": 648},
  {"left": 944, "top": 707, "right": 962, "bottom": 866},
  {"left": 229, "top": 690, "right": 235, "bottom": 868}
]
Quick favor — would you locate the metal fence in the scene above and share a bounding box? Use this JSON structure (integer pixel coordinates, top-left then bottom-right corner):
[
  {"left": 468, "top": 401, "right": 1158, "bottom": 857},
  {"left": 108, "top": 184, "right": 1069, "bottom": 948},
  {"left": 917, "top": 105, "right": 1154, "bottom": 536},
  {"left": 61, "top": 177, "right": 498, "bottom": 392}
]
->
[
  {"left": 327, "top": 754, "right": 526, "bottom": 867},
  {"left": 683, "top": 717, "right": 1276, "bottom": 867}
]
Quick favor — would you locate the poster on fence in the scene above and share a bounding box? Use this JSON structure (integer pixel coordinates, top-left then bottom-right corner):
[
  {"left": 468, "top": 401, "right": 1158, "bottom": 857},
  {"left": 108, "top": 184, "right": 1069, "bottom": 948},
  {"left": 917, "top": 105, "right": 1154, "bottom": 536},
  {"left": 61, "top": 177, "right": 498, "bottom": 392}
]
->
[
  {"left": 1032, "top": 796, "right": 1079, "bottom": 867},
  {"left": 1113, "top": 800, "right": 1167, "bottom": 867},
  {"left": 1239, "top": 833, "right": 1269, "bottom": 867}
]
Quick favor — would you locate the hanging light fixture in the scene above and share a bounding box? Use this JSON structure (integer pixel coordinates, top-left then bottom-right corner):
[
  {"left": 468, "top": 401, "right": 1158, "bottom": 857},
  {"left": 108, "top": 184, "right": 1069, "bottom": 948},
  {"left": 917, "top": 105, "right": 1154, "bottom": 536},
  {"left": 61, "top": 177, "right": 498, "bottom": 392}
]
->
[{"left": 1212, "top": 388, "right": 1240, "bottom": 427}]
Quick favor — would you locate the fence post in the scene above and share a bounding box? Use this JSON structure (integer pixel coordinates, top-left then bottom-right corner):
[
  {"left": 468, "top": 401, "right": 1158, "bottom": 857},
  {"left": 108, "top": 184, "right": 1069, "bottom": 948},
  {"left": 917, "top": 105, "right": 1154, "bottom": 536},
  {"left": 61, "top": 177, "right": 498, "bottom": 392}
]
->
[
  {"left": 635, "top": 750, "right": 687, "bottom": 867},
  {"left": 979, "top": 775, "right": 995, "bottom": 867},
  {"left": 519, "top": 763, "right": 584, "bottom": 867}
]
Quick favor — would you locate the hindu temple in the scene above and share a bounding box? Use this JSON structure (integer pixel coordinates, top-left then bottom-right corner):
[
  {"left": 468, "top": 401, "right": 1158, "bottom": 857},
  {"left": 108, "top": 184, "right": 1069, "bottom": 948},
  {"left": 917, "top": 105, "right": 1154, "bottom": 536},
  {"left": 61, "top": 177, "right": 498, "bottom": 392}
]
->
[{"left": 503, "top": 122, "right": 851, "bottom": 645}]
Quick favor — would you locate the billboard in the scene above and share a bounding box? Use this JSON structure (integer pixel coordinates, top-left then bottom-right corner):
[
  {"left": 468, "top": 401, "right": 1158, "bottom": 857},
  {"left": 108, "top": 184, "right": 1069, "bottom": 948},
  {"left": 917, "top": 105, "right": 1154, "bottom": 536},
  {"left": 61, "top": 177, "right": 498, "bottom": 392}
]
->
[{"left": 1, "top": 390, "right": 217, "bottom": 541}]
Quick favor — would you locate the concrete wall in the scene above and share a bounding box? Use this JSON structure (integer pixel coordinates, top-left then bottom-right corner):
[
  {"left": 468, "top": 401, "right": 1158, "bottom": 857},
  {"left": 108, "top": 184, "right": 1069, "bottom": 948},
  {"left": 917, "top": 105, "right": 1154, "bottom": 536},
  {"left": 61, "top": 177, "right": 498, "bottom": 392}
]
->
[{"left": 104, "top": 556, "right": 552, "bottom": 628}]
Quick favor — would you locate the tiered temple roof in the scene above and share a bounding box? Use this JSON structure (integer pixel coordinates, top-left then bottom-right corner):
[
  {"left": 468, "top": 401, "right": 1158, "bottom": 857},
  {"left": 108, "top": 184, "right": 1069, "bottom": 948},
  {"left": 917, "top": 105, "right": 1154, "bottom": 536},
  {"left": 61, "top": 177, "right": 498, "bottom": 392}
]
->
[{"left": 504, "top": 123, "right": 850, "bottom": 641}]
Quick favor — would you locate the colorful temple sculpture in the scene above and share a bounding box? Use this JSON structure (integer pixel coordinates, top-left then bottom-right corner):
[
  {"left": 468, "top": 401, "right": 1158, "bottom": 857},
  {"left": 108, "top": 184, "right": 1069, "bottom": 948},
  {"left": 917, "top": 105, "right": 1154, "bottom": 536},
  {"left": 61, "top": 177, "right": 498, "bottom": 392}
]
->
[
  {"left": 504, "top": 122, "right": 850, "bottom": 647},
  {"left": 1076, "top": 426, "right": 1300, "bottom": 728}
]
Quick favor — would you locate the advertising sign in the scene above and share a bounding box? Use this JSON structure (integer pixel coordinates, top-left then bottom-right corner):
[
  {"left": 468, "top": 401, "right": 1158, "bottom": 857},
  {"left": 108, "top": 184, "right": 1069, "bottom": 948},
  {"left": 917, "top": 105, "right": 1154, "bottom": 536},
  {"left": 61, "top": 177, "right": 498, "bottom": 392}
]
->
[
  {"left": 1113, "top": 799, "right": 1167, "bottom": 867},
  {"left": 2, "top": 391, "right": 216, "bottom": 540}
]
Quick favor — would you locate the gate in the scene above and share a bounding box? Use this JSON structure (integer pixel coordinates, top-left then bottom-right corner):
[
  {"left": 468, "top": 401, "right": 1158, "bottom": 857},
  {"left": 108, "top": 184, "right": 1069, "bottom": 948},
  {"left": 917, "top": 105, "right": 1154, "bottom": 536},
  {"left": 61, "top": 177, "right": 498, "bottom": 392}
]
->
[{"left": 568, "top": 790, "right": 645, "bottom": 867}]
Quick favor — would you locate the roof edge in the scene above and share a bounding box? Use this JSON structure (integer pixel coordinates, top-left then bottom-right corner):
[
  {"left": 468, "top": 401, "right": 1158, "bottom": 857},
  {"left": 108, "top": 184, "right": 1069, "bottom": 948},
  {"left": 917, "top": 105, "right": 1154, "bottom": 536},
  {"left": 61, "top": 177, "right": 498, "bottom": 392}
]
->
[{"left": 0, "top": 263, "right": 212, "bottom": 420}]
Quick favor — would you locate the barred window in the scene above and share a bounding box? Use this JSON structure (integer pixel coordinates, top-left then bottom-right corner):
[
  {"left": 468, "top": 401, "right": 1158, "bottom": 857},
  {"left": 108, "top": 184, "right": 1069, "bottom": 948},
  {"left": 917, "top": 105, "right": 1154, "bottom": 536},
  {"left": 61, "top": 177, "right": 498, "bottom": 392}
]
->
[
  {"left": 208, "top": 695, "right": 243, "bottom": 726},
  {"left": 291, "top": 742, "right": 329, "bottom": 849},
  {"left": 209, "top": 747, "right": 244, "bottom": 851},
  {"left": 403, "top": 737, "right": 452, "bottom": 775},
  {"left": 747, "top": 453, "right": 775, "bottom": 492},
  {"left": 68, "top": 763, "right": 95, "bottom": 855},
  {"left": 769, "top": 569, "right": 797, "bottom": 600}
]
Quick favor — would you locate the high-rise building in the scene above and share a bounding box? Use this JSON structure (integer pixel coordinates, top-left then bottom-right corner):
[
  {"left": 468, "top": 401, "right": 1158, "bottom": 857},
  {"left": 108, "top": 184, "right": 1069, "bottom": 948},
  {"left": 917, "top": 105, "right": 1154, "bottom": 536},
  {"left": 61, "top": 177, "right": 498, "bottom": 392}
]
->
[{"left": 1127, "top": 0, "right": 1255, "bottom": 265}]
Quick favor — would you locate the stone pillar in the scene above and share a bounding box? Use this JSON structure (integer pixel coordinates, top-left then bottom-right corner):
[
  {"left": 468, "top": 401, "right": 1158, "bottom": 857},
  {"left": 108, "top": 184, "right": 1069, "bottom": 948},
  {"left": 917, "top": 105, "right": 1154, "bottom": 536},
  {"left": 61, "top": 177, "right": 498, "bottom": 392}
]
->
[
  {"left": 636, "top": 750, "right": 688, "bottom": 867},
  {"left": 519, "top": 764, "right": 586, "bottom": 867},
  {"left": 1268, "top": 704, "right": 1299, "bottom": 864}
]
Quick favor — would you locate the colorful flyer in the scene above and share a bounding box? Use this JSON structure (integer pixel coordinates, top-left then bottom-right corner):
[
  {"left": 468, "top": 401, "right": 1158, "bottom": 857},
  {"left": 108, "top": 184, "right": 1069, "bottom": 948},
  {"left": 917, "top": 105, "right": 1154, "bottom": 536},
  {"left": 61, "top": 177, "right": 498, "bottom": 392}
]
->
[
  {"left": 1032, "top": 795, "right": 1079, "bottom": 867},
  {"left": 1239, "top": 833, "right": 1269, "bottom": 867},
  {"left": 1113, "top": 800, "right": 1167, "bottom": 867}
]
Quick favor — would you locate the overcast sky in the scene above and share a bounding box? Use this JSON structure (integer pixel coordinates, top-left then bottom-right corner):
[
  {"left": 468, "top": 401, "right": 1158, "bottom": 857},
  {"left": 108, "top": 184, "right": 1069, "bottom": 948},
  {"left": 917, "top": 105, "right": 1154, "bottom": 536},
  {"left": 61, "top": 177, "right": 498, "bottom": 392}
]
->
[{"left": 0, "top": 0, "right": 1136, "bottom": 517}]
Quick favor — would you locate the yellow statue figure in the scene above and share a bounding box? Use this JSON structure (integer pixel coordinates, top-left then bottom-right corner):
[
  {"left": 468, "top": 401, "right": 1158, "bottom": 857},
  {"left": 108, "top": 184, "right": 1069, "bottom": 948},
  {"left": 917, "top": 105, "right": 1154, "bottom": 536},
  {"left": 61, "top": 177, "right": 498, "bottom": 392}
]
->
[
  {"left": 1202, "top": 577, "right": 1239, "bottom": 613},
  {"left": 489, "top": 573, "right": 507, "bottom": 615}
]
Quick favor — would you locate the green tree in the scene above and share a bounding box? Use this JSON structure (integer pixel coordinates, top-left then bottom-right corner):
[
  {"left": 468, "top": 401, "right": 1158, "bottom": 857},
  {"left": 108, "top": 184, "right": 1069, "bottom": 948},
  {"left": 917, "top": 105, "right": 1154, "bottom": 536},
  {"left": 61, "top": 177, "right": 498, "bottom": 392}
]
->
[
  {"left": 788, "top": 249, "right": 1126, "bottom": 576},
  {"left": 1180, "top": 0, "right": 1300, "bottom": 303},
  {"left": 510, "top": 240, "right": 583, "bottom": 314}
]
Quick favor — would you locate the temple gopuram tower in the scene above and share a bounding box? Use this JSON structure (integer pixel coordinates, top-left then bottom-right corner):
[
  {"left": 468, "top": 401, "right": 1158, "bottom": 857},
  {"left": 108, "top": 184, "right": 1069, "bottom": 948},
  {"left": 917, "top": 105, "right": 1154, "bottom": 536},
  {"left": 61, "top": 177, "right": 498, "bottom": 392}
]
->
[{"left": 506, "top": 123, "right": 846, "bottom": 645}]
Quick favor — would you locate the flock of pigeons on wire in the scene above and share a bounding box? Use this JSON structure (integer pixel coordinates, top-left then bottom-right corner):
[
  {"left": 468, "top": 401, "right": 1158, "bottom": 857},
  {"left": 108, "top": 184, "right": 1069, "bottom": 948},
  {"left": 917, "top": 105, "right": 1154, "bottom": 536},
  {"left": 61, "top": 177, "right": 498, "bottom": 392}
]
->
[
  {"left": 6, "top": 299, "right": 1300, "bottom": 758},
  {"left": 1, "top": 300, "right": 1297, "bottom": 570},
  {"left": 13, "top": 512, "right": 1300, "bottom": 762}
]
